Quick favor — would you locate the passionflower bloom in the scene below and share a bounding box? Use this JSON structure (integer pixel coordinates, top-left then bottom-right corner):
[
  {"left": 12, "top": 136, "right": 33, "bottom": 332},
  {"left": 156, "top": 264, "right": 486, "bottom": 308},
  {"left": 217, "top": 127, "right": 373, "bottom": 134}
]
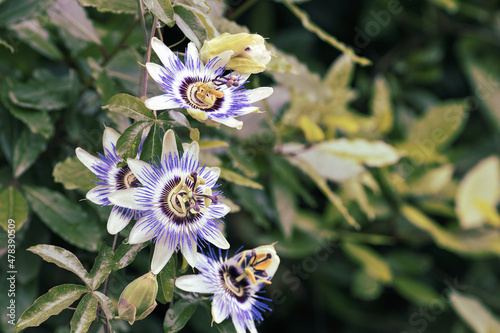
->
[
  {"left": 108, "top": 129, "right": 230, "bottom": 274},
  {"left": 75, "top": 127, "right": 141, "bottom": 235},
  {"left": 144, "top": 37, "right": 273, "bottom": 130},
  {"left": 200, "top": 33, "right": 272, "bottom": 74},
  {"left": 175, "top": 244, "right": 280, "bottom": 333}
]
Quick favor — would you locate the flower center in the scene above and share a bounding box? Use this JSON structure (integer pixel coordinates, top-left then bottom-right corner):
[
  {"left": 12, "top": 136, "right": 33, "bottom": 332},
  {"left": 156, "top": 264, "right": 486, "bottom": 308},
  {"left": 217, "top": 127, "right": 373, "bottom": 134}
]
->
[
  {"left": 116, "top": 166, "right": 140, "bottom": 190},
  {"left": 236, "top": 250, "right": 273, "bottom": 285},
  {"left": 186, "top": 82, "right": 224, "bottom": 109},
  {"left": 165, "top": 171, "right": 219, "bottom": 218},
  {"left": 223, "top": 271, "right": 245, "bottom": 298}
]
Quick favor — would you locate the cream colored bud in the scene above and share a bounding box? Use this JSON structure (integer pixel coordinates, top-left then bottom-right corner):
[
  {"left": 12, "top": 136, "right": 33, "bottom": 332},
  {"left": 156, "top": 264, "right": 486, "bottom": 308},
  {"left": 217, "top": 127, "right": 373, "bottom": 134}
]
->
[
  {"left": 200, "top": 33, "right": 271, "bottom": 74},
  {"left": 118, "top": 271, "right": 158, "bottom": 324}
]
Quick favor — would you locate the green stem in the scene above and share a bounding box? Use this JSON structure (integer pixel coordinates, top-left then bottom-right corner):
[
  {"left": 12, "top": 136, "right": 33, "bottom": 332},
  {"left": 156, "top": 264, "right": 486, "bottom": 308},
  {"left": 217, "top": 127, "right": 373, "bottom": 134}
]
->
[
  {"left": 102, "top": 234, "right": 119, "bottom": 333},
  {"left": 140, "top": 15, "right": 159, "bottom": 100},
  {"left": 227, "top": 0, "right": 259, "bottom": 20}
]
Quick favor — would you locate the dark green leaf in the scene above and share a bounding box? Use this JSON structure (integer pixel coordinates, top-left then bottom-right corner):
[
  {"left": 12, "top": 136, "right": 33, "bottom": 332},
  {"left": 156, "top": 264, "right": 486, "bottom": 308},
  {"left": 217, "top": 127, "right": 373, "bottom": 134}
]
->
[
  {"left": 13, "top": 128, "right": 47, "bottom": 178},
  {"left": 78, "top": 0, "right": 137, "bottom": 14},
  {"left": 0, "top": 186, "right": 29, "bottom": 232},
  {"left": 16, "top": 284, "right": 89, "bottom": 332},
  {"left": 103, "top": 94, "right": 156, "bottom": 121},
  {"left": 8, "top": 74, "right": 70, "bottom": 111},
  {"left": 393, "top": 277, "right": 440, "bottom": 306},
  {"left": 10, "top": 19, "right": 64, "bottom": 60},
  {"left": 93, "top": 291, "right": 114, "bottom": 320},
  {"left": 143, "top": 0, "right": 175, "bottom": 27},
  {"left": 140, "top": 122, "right": 163, "bottom": 163},
  {"left": 70, "top": 293, "right": 98, "bottom": 333},
  {"left": 163, "top": 298, "right": 200, "bottom": 333},
  {"left": 23, "top": 186, "right": 104, "bottom": 251},
  {"left": 53, "top": 156, "right": 96, "bottom": 191},
  {"left": 0, "top": 38, "right": 14, "bottom": 53},
  {"left": 115, "top": 120, "right": 152, "bottom": 161},
  {"left": 214, "top": 320, "right": 238, "bottom": 333},
  {"left": 1, "top": 79, "right": 53, "bottom": 139},
  {"left": 113, "top": 241, "right": 148, "bottom": 270},
  {"left": 88, "top": 244, "right": 113, "bottom": 290},
  {"left": 0, "top": 0, "right": 56, "bottom": 27},
  {"left": 27, "top": 245, "right": 92, "bottom": 287},
  {"left": 173, "top": 5, "right": 209, "bottom": 49},
  {"left": 157, "top": 257, "right": 175, "bottom": 304}
]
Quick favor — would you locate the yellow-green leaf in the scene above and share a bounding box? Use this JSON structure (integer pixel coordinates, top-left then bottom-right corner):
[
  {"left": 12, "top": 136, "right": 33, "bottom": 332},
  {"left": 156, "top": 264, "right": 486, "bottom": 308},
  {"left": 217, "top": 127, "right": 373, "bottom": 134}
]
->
[
  {"left": 372, "top": 77, "right": 393, "bottom": 134},
  {"left": 0, "top": 186, "right": 29, "bottom": 232},
  {"left": 298, "top": 115, "right": 324, "bottom": 142},
  {"left": 450, "top": 291, "right": 500, "bottom": 333},
  {"left": 456, "top": 156, "right": 500, "bottom": 229},
  {"left": 394, "top": 277, "right": 440, "bottom": 305},
  {"left": 53, "top": 156, "right": 95, "bottom": 191},
  {"left": 343, "top": 242, "right": 392, "bottom": 283},
  {"left": 219, "top": 168, "right": 263, "bottom": 190},
  {"left": 198, "top": 140, "right": 229, "bottom": 150}
]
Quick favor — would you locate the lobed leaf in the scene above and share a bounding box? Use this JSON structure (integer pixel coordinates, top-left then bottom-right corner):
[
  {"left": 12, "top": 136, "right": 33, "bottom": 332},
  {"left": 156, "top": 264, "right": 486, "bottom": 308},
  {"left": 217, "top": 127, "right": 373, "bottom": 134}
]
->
[
  {"left": 0, "top": 186, "right": 29, "bottom": 232},
  {"left": 70, "top": 293, "right": 98, "bottom": 333},
  {"left": 13, "top": 129, "right": 47, "bottom": 178},
  {"left": 157, "top": 257, "right": 176, "bottom": 304},
  {"left": 88, "top": 244, "right": 114, "bottom": 290},
  {"left": 53, "top": 156, "right": 95, "bottom": 191},
  {"left": 163, "top": 298, "right": 200, "bottom": 333},
  {"left": 113, "top": 242, "right": 149, "bottom": 271},
  {"left": 78, "top": 0, "right": 137, "bottom": 13},
  {"left": 104, "top": 94, "right": 156, "bottom": 121},
  {"left": 143, "top": 0, "right": 175, "bottom": 27},
  {"left": 115, "top": 120, "right": 152, "bottom": 161},
  {"left": 140, "top": 122, "right": 163, "bottom": 163}
]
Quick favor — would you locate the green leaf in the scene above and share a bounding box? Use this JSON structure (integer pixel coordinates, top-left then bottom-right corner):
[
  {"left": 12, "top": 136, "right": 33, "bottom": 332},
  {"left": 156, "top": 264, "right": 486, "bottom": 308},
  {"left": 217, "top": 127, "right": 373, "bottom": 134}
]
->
[
  {"left": 450, "top": 291, "right": 500, "bottom": 333},
  {"left": 455, "top": 156, "right": 500, "bottom": 229},
  {"left": 1, "top": 79, "right": 53, "bottom": 139},
  {"left": 0, "top": 186, "right": 29, "bottom": 232},
  {"left": 13, "top": 129, "right": 47, "bottom": 177},
  {"left": 53, "top": 156, "right": 96, "bottom": 191},
  {"left": 173, "top": 4, "right": 209, "bottom": 49},
  {"left": 88, "top": 244, "right": 114, "bottom": 290},
  {"left": 70, "top": 293, "right": 98, "bottom": 333},
  {"left": 10, "top": 19, "right": 63, "bottom": 60},
  {"left": 219, "top": 168, "right": 263, "bottom": 190},
  {"left": 93, "top": 291, "right": 114, "bottom": 320},
  {"left": 214, "top": 320, "right": 238, "bottom": 333},
  {"left": 103, "top": 94, "right": 156, "bottom": 121},
  {"left": 427, "top": 0, "right": 459, "bottom": 13},
  {"left": 371, "top": 76, "right": 393, "bottom": 134},
  {"left": 116, "top": 120, "right": 152, "bottom": 161},
  {"left": 24, "top": 186, "right": 103, "bottom": 251},
  {"left": 272, "top": 181, "right": 296, "bottom": 237},
  {"left": 393, "top": 277, "right": 440, "bottom": 306},
  {"left": 198, "top": 140, "right": 229, "bottom": 150},
  {"left": 78, "top": 0, "right": 137, "bottom": 14},
  {"left": 0, "top": 0, "right": 57, "bottom": 27},
  {"left": 8, "top": 74, "right": 70, "bottom": 111},
  {"left": 407, "top": 100, "right": 468, "bottom": 151},
  {"left": 163, "top": 298, "right": 200, "bottom": 333},
  {"left": 157, "top": 257, "right": 175, "bottom": 304},
  {"left": 48, "top": 0, "right": 101, "bottom": 45},
  {"left": 16, "top": 284, "right": 89, "bottom": 332},
  {"left": 140, "top": 122, "right": 163, "bottom": 163},
  {"left": 112, "top": 242, "right": 149, "bottom": 270},
  {"left": 143, "top": 0, "right": 175, "bottom": 27},
  {"left": 351, "top": 270, "right": 383, "bottom": 301},
  {"left": 27, "top": 245, "right": 92, "bottom": 287},
  {"left": 0, "top": 38, "right": 14, "bottom": 53},
  {"left": 342, "top": 242, "right": 392, "bottom": 284}
]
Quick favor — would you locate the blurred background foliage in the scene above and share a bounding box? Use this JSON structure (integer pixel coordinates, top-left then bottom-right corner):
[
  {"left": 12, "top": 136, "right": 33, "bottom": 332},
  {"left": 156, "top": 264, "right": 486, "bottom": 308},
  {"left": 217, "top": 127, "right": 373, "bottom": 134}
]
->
[{"left": 1, "top": 0, "right": 500, "bottom": 332}]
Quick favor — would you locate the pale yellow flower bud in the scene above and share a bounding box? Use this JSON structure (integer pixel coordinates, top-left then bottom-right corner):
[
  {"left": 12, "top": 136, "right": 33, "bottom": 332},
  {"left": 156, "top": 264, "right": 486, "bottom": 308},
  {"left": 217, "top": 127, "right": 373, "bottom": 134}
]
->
[
  {"left": 118, "top": 271, "right": 158, "bottom": 324},
  {"left": 200, "top": 33, "right": 271, "bottom": 74}
]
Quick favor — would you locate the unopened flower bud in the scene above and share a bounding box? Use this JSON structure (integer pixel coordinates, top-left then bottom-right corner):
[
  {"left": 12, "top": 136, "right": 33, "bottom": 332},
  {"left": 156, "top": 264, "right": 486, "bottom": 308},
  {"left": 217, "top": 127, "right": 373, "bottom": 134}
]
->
[
  {"left": 118, "top": 271, "right": 158, "bottom": 324},
  {"left": 200, "top": 33, "right": 271, "bottom": 74}
]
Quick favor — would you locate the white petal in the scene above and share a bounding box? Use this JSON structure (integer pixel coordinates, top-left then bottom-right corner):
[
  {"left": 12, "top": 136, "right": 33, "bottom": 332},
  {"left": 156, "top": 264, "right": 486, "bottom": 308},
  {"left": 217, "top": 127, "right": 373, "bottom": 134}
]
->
[
  {"left": 146, "top": 62, "right": 170, "bottom": 84},
  {"left": 205, "top": 230, "right": 229, "bottom": 249},
  {"left": 212, "top": 297, "right": 230, "bottom": 324},
  {"left": 207, "top": 50, "right": 233, "bottom": 76},
  {"left": 103, "top": 127, "right": 120, "bottom": 155},
  {"left": 151, "top": 240, "right": 176, "bottom": 274},
  {"left": 108, "top": 188, "right": 142, "bottom": 210},
  {"left": 233, "top": 71, "right": 251, "bottom": 83},
  {"left": 151, "top": 37, "right": 175, "bottom": 70},
  {"left": 181, "top": 234, "right": 198, "bottom": 267},
  {"left": 128, "top": 218, "right": 155, "bottom": 244},
  {"left": 161, "top": 129, "right": 178, "bottom": 166},
  {"left": 75, "top": 148, "right": 100, "bottom": 171},
  {"left": 183, "top": 141, "right": 200, "bottom": 160},
  {"left": 186, "top": 42, "right": 202, "bottom": 69},
  {"left": 144, "top": 95, "right": 180, "bottom": 111},
  {"left": 210, "top": 116, "right": 243, "bottom": 130},
  {"left": 246, "top": 320, "right": 258, "bottom": 333},
  {"left": 85, "top": 185, "right": 110, "bottom": 205},
  {"left": 247, "top": 87, "right": 274, "bottom": 103},
  {"left": 211, "top": 203, "right": 231, "bottom": 220},
  {"left": 175, "top": 275, "right": 211, "bottom": 293},
  {"left": 236, "top": 106, "right": 259, "bottom": 116},
  {"left": 207, "top": 166, "right": 221, "bottom": 179},
  {"left": 107, "top": 206, "right": 133, "bottom": 235},
  {"left": 232, "top": 319, "right": 247, "bottom": 333},
  {"left": 127, "top": 158, "right": 154, "bottom": 185}
]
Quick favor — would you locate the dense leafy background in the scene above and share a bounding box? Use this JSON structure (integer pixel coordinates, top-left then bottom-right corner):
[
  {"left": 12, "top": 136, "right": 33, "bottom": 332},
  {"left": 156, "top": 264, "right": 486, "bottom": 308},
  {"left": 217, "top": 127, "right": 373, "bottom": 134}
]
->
[{"left": 1, "top": 0, "right": 500, "bottom": 332}]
